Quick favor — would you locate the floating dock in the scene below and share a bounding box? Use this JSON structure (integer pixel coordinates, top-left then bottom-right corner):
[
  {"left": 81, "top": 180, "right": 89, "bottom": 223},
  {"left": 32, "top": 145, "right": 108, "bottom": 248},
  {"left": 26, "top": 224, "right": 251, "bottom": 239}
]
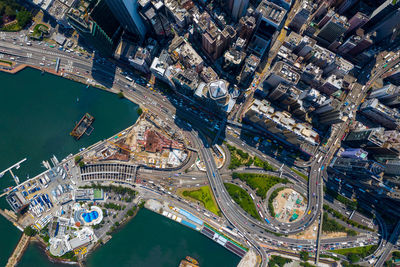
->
[{"left": 70, "top": 113, "right": 95, "bottom": 140}]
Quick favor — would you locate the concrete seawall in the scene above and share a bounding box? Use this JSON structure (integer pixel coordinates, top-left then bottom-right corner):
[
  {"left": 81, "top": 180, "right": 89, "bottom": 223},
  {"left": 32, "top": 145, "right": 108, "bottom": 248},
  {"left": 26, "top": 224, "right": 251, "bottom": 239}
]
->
[{"left": 6, "top": 234, "right": 30, "bottom": 267}]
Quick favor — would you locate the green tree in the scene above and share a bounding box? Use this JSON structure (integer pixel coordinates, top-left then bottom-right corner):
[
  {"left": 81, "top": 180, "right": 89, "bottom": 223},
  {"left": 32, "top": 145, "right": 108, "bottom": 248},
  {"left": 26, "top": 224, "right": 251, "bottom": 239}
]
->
[
  {"left": 74, "top": 155, "right": 82, "bottom": 164},
  {"left": 137, "top": 108, "right": 143, "bottom": 115},
  {"left": 300, "top": 250, "right": 309, "bottom": 262},
  {"left": 117, "top": 92, "right": 124, "bottom": 99},
  {"left": 127, "top": 209, "right": 134, "bottom": 216},
  {"left": 348, "top": 254, "right": 360, "bottom": 263},
  {"left": 78, "top": 161, "right": 85, "bottom": 167},
  {"left": 16, "top": 9, "right": 31, "bottom": 28},
  {"left": 24, "top": 226, "right": 37, "bottom": 237},
  {"left": 5, "top": 6, "right": 15, "bottom": 17}
]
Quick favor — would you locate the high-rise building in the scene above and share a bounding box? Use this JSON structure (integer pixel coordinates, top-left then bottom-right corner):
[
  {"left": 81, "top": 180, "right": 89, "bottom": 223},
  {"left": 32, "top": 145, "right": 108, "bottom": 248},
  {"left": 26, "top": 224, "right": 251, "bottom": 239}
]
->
[
  {"left": 345, "top": 12, "right": 369, "bottom": 36},
  {"left": 237, "top": 54, "right": 260, "bottom": 87},
  {"left": 337, "top": 0, "right": 358, "bottom": 14},
  {"left": 384, "top": 159, "right": 400, "bottom": 176},
  {"left": 338, "top": 30, "right": 374, "bottom": 58},
  {"left": 264, "top": 61, "right": 300, "bottom": 89},
  {"left": 318, "top": 75, "right": 343, "bottom": 95},
  {"left": 67, "top": 1, "right": 122, "bottom": 57},
  {"left": 330, "top": 157, "right": 385, "bottom": 180},
  {"left": 248, "top": 0, "right": 286, "bottom": 58},
  {"left": 319, "top": 110, "right": 345, "bottom": 124},
  {"left": 369, "top": 84, "right": 400, "bottom": 100},
  {"left": 360, "top": 99, "right": 400, "bottom": 130},
  {"left": 340, "top": 148, "right": 368, "bottom": 159},
  {"left": 315, "top": 99, "right": 341, "bottom": 114},
  {"left": 385, "top": 70, "right": 400, "bottom": 86},
  {"left": 195, "top": 12, "right": 236, "bottom": 61},
  {"left": 228, "top": 0, "right": 249, "bottom": 21},
  {"left": 269, "top": 83, "right": 289, "bottom": 101},
  {"left": 346, "top": 31, "right": 374, "bottom": 57},
  {"left": 344, "top": 127, "right": 387, "bottom": 148},
  {"left": 363, "top": 0, "right": 399, "bottom": 33},
  {"left": 289, "top": 2, "right": 312, "bottom": 32},
  {"left": 368, "top": 8, "right": 400, "bottom": 43},
  {"left": 317, "top": 14, "right": 349, "bottom": 44},
  {"left": 105, "top": 0, "right": 147, "bottom": 39},
  {"left": 238, "top": 15, "right": 256, "bottom": 43}
]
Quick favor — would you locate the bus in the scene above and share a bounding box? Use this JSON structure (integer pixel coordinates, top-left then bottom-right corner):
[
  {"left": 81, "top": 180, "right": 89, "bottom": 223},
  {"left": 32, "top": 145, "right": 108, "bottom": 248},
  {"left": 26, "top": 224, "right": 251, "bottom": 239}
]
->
[
  {"left": 125, "top": 76, "right": 133, "bottom": 82},
  {"left": 250, "top": 193, "right": 255, "bottom": 200},
  {"left": 264, "top": 218, "right": 270, "bottom": 224}
]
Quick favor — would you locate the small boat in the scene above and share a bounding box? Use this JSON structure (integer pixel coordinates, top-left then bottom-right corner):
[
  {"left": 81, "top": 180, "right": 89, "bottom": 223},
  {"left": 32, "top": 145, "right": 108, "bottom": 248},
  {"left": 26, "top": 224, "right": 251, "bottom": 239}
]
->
[
  {"left": 86, "top": 84, "right": 89, "bottom": 88},
  {"left": 77, "top": 97, "right": 79, "bottom": 102},
  {"left": 0, "top": 173, "right": 4, "bottom": 178}
]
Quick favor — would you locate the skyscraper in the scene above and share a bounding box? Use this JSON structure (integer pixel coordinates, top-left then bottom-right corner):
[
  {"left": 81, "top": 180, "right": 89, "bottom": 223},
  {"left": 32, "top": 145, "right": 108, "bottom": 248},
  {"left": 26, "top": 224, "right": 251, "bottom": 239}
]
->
[
  {"left": 228, "top": 0, "right": 249, "bottom": 21},
  {"left": 345, "top": 12, "right": 369, "bottom": 36},
  {"left": 317, "top": 14, "right": 349, "bottom": 44},
  {"left": 105, "top": 0, "right": 147, "bottom": 39},
  {"left": 67, "top": 1, "right": 122, "bottom": 57}
]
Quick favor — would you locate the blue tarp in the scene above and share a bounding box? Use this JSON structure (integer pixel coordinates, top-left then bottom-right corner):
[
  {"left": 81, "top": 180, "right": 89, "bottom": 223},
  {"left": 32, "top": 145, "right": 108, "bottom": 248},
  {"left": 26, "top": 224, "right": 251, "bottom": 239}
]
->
[
  {"left": 178, "top": 209, "right": 203, "bottom": 225},
  {"left": 181, "top": 220, "right": 197, "bottom": 230}
]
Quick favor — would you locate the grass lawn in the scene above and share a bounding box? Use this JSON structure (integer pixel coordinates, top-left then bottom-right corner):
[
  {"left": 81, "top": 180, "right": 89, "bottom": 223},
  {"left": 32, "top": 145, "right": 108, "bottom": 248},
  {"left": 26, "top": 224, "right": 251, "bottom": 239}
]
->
[
  {"left": 333, "top": 245, "right": 377, "bottom": 257},
  {"left": 291, "top": 168, "right": 308, "bottom": 181},
  {"left": 1, "top": 22, "right": 22, "bottom": 32},
  {"left": 227, "top": 144, "right": 252, "bottom": 169},
  {"left": 232, "top": 172, "right": 289, "bottom": 199},
  {"left": 182, "top": 186, "right": 221, "bottom": 216},
  {"left": 224, "top": 183, "right": 261, "bottom": 220},
  {"left": 93, "top": 189, "right": 102, "bottom": 199},
  {"left": 226, "top": 144, "right": 275, "bottom": 171}
]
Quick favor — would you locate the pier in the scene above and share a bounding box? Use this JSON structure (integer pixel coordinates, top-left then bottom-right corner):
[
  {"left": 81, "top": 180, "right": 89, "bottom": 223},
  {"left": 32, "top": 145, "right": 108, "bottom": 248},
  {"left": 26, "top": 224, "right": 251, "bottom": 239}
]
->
[
  {"left": 6, "top": 234, "right": 30, "bottom": 267},
  {"left": 70, "top": 113, "right": 95, "bottom": 140},
  {"left": 0, "top": 158, "right": 27, "bottom": 185}
]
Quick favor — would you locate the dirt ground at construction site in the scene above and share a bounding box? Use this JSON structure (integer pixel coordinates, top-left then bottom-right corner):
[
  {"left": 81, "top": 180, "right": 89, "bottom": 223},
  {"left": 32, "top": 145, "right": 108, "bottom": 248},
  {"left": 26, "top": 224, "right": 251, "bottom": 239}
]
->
[
  {"left": 273, "top": 188, "right": 307, "bottom": 223},
  {"left": 288, "top": 219, "right": 347, "bottom": 240}
]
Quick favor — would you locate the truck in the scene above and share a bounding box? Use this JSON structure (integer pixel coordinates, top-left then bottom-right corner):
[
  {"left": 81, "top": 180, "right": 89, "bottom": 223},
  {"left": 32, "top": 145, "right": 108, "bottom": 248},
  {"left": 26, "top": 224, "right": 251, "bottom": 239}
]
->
[{"left": 125, "top": 76, "right": 133, "bottom": 82}]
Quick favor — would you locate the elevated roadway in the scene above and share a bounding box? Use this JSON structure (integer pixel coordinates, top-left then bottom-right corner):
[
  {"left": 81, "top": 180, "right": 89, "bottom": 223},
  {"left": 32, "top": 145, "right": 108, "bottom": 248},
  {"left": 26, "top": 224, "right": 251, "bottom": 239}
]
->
[{"left": 0, "top": 32, "right": 397, "bottom": 265}]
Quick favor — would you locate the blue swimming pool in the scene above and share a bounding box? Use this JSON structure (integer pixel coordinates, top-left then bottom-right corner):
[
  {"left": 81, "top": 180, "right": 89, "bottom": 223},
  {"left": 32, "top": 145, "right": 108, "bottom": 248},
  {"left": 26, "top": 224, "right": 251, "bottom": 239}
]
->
[{"left": 82, "top": 210, "right": 99, "bottom": 223}]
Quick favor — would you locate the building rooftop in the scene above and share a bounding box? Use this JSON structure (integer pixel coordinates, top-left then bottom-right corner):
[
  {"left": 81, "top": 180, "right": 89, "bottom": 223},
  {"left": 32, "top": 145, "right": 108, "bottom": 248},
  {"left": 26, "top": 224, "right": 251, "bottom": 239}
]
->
[
  {"left": 248, "top": 99, "right": 319, "bottom": 145},
  {"left": 209, "top": 80, "right": 229, "bottom": 100},
  {"left": 257, "top": 0, "right": 287, "bottom": 27},
  {"left": 272, "top": 61, "right": 301, "bottom": 84}
]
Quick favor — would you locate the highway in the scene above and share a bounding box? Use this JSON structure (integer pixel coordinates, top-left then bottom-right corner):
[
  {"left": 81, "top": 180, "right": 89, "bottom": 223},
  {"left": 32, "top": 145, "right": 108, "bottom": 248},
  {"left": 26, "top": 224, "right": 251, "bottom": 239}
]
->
[{"left": 1, "top": 29, "right": 398, "bottom": 266}]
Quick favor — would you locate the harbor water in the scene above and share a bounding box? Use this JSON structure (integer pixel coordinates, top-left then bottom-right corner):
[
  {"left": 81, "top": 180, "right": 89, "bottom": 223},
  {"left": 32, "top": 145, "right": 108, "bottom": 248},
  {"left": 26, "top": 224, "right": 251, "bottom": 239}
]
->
[{"left": 0, "top": 68, "right": 240, "bottom": 266}]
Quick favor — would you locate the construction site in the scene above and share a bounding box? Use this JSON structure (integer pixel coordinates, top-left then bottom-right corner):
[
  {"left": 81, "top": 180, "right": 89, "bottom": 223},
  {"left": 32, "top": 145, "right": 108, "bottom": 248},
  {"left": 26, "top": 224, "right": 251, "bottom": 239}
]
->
[
  {"left": 82, "top": 110, "right": 189, "bottom": 169},
  {"left": 272, "top": 188, "right": 307, "bottom": 223}
]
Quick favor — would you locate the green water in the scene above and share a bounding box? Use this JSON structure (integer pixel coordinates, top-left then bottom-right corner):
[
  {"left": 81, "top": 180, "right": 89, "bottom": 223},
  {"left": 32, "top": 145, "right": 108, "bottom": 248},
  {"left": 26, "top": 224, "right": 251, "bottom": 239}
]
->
[{"left": 1, "top": 68, "right": 240, "bottom": 266}]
